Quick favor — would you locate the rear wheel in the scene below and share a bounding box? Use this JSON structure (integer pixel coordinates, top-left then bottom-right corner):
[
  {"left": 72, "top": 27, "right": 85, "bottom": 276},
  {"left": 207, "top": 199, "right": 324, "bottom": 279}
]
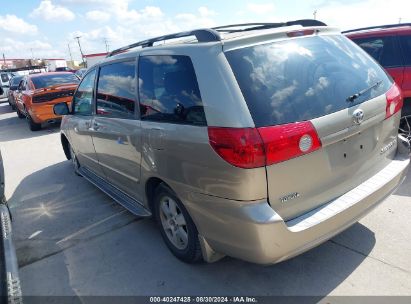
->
[
  {"left": 27, "top": 114, "right": 41, "bottom": 131},
  {"left": 154, "top": 184, "right": 202, "bottom": 263},
  {"left": 399, "top": 115, "right": 411, "bottom": 142},
  {"left": 69, "top": 145, "right": 81, "bottom": 176},
  {"left": 16, "top": 108, "right": 24, "bottom": 119}
]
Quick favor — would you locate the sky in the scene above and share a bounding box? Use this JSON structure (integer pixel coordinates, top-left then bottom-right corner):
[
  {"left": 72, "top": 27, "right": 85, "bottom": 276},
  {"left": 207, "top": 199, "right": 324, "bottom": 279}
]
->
[{"left": 0, "top": 0, "right": 410, "bottom": 61}]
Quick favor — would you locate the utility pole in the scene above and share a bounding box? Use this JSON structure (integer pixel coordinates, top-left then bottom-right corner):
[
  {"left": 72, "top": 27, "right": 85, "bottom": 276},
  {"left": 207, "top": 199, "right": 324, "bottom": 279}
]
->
[
  {"left": 399, "top": 17, "right": 402, "bottom": 24},
  {"left": 67, "top": 43, "right": 73, "bottom": 62},
  {"left": 74, "top": 36, "right": 86, "bottom": 67},
  {"left": 103, "top": 38, "right": 110, "bottom": 53},
  {"left": 313, "top": 10, "right": 317, "bottom": 20},
  {"left": 30, "top": 48, "right": 34, "bottom": 59}
]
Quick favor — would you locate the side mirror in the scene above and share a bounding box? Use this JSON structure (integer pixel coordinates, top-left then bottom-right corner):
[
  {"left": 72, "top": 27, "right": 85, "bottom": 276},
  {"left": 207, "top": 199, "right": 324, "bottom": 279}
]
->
[{"left": 53, "top": 102, "right": 70, "bottom": 116}]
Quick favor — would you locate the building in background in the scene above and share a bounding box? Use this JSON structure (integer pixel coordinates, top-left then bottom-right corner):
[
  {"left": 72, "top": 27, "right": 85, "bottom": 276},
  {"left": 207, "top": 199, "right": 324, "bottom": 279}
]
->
[
  {"left": 66, "top": 60, "right": 81, "bottom": 70},
  {"left": 83, "top": 52, "right": 108, "bottom": 68}
]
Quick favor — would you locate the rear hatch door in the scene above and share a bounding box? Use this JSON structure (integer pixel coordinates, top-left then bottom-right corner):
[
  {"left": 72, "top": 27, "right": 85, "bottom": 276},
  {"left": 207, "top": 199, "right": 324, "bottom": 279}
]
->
[{"left": 225, "top": 34, "right": 399, "bottom": 220}]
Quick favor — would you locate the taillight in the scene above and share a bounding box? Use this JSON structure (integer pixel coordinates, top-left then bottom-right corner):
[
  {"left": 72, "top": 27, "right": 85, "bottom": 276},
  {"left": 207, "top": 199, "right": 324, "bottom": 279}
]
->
[
  {"left": 257, "top": 121, "right": 321, "bottom": 165},
  {"left": 385, "top": 83, "right": 403, "bottom": 119},
  {"left": 208, "top": 121, "right": 322, "bottom": 168},
  {"left": 208, "top": 127, "right": 265, "bottom": 169}
]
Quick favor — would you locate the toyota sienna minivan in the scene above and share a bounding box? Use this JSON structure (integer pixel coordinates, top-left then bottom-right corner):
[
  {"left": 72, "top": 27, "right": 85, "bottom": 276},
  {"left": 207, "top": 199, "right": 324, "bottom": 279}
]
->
[{"left": 53, "top": 20, "right": 410, "bottom": 264}]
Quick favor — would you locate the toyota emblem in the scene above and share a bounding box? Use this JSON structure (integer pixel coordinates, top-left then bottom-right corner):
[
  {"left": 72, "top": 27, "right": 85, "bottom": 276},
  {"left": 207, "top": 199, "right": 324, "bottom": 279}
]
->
[{"left": 353, "top": 109, "right": 364, "bottom": 125}]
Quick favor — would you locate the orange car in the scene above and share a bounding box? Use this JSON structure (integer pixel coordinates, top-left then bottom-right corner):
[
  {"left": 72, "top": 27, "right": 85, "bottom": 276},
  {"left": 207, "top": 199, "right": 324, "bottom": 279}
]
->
[{"left": 15, "top": 72, "right": 80, "bottom": 131}]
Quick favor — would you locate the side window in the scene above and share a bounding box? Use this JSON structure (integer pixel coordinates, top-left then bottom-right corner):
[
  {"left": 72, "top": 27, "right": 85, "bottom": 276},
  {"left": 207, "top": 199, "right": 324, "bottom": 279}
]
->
[
  {"left": 353, "top": 36, "right": 402, "bottom": 68},
  {"left": 73, "top": 69, "right": 96, "bottom": 115},
  {"left": 96, "top": 61, "right": 136, "bottom": 119},
  {"left": 138, "top": 55, "right": 206, "bottom": 125},
  {"left": 399, "top": 35, "right": 411, "bottom": 66}
]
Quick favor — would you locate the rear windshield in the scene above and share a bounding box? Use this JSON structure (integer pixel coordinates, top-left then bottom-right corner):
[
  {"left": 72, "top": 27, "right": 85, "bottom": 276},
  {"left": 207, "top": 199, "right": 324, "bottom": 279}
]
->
[
  {"left": 31, "top": 73, "right": 79, "bottom": 89},
  {"left": 225, "top": 35, "right": 392, "bottom": 127},
  {"left": 10, "top": 76, "right": 23, "bottom": 86}
]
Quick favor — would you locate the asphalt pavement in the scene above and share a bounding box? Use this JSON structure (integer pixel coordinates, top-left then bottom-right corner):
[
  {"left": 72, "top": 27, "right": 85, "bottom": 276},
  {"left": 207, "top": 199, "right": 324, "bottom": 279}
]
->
[{"left": 0, "top": 102, "right": 410, "bottom": 297}]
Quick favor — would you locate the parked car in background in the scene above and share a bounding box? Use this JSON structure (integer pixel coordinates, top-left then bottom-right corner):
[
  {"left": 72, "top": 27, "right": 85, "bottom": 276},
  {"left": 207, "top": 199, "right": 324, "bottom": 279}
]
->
[
  {"left": 15, "top": 72, "right": 80, "bottom": 131},
  {"left": 55, "top": 67, "right": 75, "bottom": 73},
  {"left": 7, "top": 75, "right": 23, "bottom": 110},
  {"left": 0, "top": 72, "right": 10, "bottom": 100},
  {"left": 54, "top": 21, "right": 409, "bottom": 264},
  {"left": 344, "top": 24, "right": 411, "bottom": 117}
]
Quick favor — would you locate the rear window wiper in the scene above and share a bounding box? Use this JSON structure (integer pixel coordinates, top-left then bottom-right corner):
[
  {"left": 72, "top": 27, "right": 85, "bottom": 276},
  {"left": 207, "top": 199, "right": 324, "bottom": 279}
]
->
[{"left": 346, "top": 80, "right": 383, "bottom": 102}]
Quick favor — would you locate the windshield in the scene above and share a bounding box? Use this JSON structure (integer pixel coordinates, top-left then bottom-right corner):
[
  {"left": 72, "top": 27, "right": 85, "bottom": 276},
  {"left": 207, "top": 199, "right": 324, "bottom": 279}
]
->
[
  {"left": 225, "top": 35, "right": 392, "bottom": 127},
  {"left": 31, "top": 73, "right": 79, "bottom": 89}
]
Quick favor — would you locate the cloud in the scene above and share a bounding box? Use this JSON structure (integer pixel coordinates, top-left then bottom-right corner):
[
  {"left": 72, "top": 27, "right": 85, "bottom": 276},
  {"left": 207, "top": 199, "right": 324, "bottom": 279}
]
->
[
  {"left": 198, "top": 6, "right": 216, "bottom": 17},
  {"left": 31, "top": 0, "right": 75, "bottom": 22},
  {"left": 0, "top": 38, "right": 64, "bottom": 59},
  {"left": 86, "top": 10, "right": 111, "bottom": 22},
  {"left": 175, "top": 7, "right": 217, "bottom": 29},
  {"left": 141, "top": 6, "right": 164, "bottom": 18},
  {"left": 246, "top": 3, "right": 275, "bottom": 15},
  {"left": 0, "top": 15, "right": 38, "bottom": 34},
  {"left": 317, "top": 0, "right": 411, "bottom": 30}
]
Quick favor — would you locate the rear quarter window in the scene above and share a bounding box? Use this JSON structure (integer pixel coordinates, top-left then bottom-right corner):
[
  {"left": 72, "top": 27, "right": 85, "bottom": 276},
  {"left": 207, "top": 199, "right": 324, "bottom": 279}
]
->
[
  {"left": 225, "top": 35, "right": 392, "bottom": 127},
  {"left": 399, "top": 35, "right": 411, "bottom": 66},
  {"left": 351, "top": 36, "right": 402, "bottom": 68}
]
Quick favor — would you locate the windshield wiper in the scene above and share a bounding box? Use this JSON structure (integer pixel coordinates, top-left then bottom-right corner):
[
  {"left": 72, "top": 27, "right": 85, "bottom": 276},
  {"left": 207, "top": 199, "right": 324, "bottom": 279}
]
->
[{"left": 346, "top": 80, "right": 383, "bottom": 102}]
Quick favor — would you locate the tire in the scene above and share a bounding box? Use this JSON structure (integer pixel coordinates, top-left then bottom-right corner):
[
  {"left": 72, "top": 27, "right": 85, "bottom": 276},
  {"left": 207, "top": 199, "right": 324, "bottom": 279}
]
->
[
  {"left": 16, "top": 108, "right": 24, "bottom": 119},
  {"left": 154, "top": 184, "right": 202, "bottom": 263},
  {"left": 69, "top": 144, "right": 81, "bottom": 176},
  {"left": 27, "top": 114, "right": 41, "bottom": 131}
]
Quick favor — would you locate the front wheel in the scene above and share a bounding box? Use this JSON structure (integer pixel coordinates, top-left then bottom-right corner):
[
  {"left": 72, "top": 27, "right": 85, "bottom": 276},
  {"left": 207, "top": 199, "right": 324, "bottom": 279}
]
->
[{"left": 154, "top": 184, "right": 202, "bottom": 263}]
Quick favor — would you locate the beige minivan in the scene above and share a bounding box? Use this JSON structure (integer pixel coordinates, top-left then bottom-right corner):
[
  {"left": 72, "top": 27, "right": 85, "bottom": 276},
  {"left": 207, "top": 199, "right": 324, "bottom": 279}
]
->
[{"left": 54, "top": 20, "right": 410, "bottom": 264}]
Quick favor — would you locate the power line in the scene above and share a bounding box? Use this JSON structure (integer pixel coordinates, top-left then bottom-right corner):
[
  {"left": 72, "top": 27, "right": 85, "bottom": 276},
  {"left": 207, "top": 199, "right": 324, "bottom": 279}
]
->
[
  {"left": 103, "top": 38, "right": 110, "bottom": 53},
  {"left": 74, "top": 36, "right": 86, "bottom": 67},
  {"left": 67, "top": 43, "right": 73, "bottom": 62}
]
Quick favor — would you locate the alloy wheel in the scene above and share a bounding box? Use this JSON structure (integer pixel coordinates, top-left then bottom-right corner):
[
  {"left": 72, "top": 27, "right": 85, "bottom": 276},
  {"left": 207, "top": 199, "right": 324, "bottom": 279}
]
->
[
  {"left": 399, "top": 115, "right": 411, "bottom": 142},
  {"left": 159, "top": 196, "right": 188, "bottom": 250}
]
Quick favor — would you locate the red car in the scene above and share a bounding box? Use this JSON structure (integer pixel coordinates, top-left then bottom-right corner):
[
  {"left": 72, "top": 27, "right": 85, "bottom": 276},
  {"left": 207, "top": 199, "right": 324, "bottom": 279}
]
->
[{"left": 344, "top": 24, "right": 411, "bottom": 118}]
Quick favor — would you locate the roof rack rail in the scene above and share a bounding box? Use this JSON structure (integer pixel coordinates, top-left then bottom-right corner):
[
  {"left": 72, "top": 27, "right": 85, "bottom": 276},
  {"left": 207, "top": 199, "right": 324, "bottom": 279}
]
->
[
  {"left": 107, "top": 29, "right": 221, "bottom": 57},
  {"left": 107, "top": 19, "right": 327, "bottom": 57},
  {"left": 342, "top": 23, "right": 411, "bottom": 34},
  {"left": 212, "top": 19, "right": 327, "bottom": 33}
]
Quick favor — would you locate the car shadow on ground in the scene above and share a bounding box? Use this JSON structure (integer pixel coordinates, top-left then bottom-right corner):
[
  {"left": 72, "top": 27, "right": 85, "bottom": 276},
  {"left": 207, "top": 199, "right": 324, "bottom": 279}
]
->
[
  {"left": 11, "top": 161, "right": 378, "bottom": 298},
  {"left": 394, "top": 162, "right": 411, "bottom": 196},
  {"left": 0, "top": 104, "right": 61, "bottom": 142}
]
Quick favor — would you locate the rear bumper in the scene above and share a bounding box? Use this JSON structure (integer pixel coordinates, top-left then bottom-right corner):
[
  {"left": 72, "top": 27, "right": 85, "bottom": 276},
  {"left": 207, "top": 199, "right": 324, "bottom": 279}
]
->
[
  {"left": 189, "top": 143, "right": 410, "bottom": 264},
  {"left": 30, "top": 101, "right": 70, "bottom": 123}
]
